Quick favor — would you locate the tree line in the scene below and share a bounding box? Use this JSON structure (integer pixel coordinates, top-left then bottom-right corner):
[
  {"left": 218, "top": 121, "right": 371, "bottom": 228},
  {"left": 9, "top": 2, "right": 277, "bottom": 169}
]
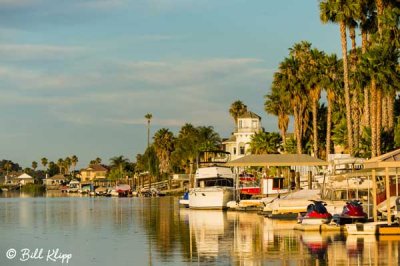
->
[{"left": 265, "top": 0, "right": 399, "bottom": 159}]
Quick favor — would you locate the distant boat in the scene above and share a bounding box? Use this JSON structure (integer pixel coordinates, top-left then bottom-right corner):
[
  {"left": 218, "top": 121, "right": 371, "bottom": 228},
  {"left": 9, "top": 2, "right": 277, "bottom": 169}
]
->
[
  {"left": 115, "top": 184, "right": 131, "bottom": 197},
  {"left": 67, "top": 180, "right": 80, "bottom": 193}
]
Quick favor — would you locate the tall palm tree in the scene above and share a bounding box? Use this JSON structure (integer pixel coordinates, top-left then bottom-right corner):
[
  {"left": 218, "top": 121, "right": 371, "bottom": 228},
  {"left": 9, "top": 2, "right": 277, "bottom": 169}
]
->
[
  {"left": 153, "top": 128, "right": 175, "bottom": 177},
  {"left": 64, "top": 157, "right": 72, "bottom": 175},
  {"left": 265, "top": 85, "right": 290, "bottom": 147},
  {"left": 31, "top": 161, "right": 38, "bottom": 171},
  {"left": 71, "top": 155, "right": 78, "bottom": 178},
  {"left": 41, "top": 157, "right": 48, "bottom": 173},
  {"left": 320, "top": 0, "right": 358, "bottom": 155},
  {"left": 57, "top": 158, "right": 64, "bottom": 174},
  {"left": 229, "top": 101, "right": 247, "bottom": 128},
  {"left": 145, "top": 113, "right": 153, "bottom": 149},
  {"left": 308, "top": 48, "right": 325, "bottom": 158},
  {"left": 322, "top": 54, "right": 343, "bottom": 159}
]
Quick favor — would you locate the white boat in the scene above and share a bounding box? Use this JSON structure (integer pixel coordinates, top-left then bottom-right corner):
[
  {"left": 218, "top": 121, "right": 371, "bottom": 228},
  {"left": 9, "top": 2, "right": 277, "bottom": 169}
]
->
[
  {"left": 346, "top": 222, "right": 387, "bottom": 235},
  {"left": 66, "top": 180, "right": 80, "bottom": 193},
  {"left": 188, "top": 166, "right": 235, "bottom": 210}
]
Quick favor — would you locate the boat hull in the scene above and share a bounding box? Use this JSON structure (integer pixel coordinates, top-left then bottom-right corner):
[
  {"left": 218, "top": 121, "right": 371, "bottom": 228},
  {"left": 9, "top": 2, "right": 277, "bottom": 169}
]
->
[{"left": 189, "top": 187, "right": 234, "bottom": 210}]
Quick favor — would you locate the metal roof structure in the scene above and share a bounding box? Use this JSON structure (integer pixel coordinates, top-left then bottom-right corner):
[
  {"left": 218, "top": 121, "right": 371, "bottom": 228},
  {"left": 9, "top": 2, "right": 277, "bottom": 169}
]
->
[
  {"left": 225, "top": 154, "right": 328, "bottom": 167},
  {"left": 364, "top": 148, "right": 400, "bottom": 169}
]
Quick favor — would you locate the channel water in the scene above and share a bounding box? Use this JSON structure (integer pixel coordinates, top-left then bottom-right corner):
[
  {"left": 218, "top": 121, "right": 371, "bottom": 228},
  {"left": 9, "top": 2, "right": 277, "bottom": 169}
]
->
[{"left": 0, "top": 192, "right": 399, "bottom": 265}]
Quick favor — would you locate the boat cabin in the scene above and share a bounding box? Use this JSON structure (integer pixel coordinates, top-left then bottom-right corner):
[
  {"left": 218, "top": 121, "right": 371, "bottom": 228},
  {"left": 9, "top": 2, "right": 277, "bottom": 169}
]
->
[{"left": 194, "top": 167, "right": 234, "bottom": 188}]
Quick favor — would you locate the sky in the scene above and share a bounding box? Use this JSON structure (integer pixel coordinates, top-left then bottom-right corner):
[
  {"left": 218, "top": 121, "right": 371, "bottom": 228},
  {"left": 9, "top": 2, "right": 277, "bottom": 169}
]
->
[{"left": 0, "top": 0, "right": 341, "bottom": 169}]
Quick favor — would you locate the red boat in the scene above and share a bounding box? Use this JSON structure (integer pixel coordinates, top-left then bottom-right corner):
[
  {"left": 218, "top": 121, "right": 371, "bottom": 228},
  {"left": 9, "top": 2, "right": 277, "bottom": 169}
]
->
[
  {"left": 239, "top": 174, "right": 261, "bottom": 199},
  {"left": 332, "top": 200, "right": 367, "bottom": 225},
  {"left": 298, "top": 200, "right": 332, "bottom": 225}
]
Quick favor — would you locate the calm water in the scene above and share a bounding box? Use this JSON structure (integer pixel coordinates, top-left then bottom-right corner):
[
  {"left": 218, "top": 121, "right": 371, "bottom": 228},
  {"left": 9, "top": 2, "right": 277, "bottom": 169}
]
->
[{"left": 0, "top": 192, "right": 400, "bottom": 266}]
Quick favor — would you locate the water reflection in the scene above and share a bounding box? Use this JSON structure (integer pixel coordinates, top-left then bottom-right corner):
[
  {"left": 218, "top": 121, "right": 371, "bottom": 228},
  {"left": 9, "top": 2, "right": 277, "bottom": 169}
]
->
[{"left": 1, "top": 195, "right": 400, "bottom": 265}]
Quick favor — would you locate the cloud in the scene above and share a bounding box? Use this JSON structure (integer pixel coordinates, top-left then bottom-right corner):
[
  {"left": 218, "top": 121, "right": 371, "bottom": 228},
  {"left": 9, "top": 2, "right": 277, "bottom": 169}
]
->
[
  {"left": 0, "top": 57, "right": 271, "bottom": 132},
  {"left": 0, "top": 44, "right": 84, "bottom": 61},
  {"left": 76, "top": 0, "right": 125, "bottom": 9},
  {"left": 0, "top": 0, "right": 40, "bottom": 8}
]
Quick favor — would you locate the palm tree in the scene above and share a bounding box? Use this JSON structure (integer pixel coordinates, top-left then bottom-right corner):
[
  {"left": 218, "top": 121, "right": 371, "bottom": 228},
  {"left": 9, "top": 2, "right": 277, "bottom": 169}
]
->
[
  {"left": 359, "top": 43, "right": 399, "bottom": 157},
  {"left": 145, "top": 113, "right": 153, "bottom": 148},
  {"left": 320, "top": 0, "right": 358, "bottom": 155},
  {"left": 57, "top": 158, "right": 64, "bottom": 174},
  {"left": 265, "top": 85, "right": 290, "bottom": 147},
  {"left": 64, "top": 157, "right": 72, "bottom": 175},
  {"left": 229, "top": 101, "right": 247, "bottom": 128},
  {"left": 249, "top": 132, "right": 282, "bottom": 154},
  {"left": 322, "top": 54, "right": 343, "bottom": 159},
  {"left": 110, "top": 155, "right": 129, "bottom": 179},
  {"left": 308, "top": 48, "right": 325, "bottom": 158},
  {"left": 31, "top": 161, "right": 38, "bottom": 171},
  {"left": 153, "top": 128, "right": 175, "bottom": 178},
  {"left": 71, "top": 155, "right": 78, "bottom": 178},
  {"left": 197, "top": 126, "right": 221, "bottom": 151},
  {"left": 41, "top": 157, "right": 48, "bottom": 175}
]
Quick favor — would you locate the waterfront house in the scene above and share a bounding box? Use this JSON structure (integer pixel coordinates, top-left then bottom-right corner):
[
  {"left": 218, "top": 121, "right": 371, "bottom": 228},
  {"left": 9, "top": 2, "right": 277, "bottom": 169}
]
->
[
  {"left": 44, "top": 174, "right": 67, "bottom": 187},
  {"left": 80, "top": 164, "right": 108, "bottom": 182},
  {"left": 223, "top": 110, "right": 263, "bottom": 161},
  {"left": 17, "top": 173, "right": 34, "bottom": 185}
]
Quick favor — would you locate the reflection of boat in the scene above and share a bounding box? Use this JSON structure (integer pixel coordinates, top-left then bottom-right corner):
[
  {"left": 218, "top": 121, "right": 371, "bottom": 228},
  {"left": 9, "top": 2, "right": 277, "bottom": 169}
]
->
[
  {"left": 185, "top": 209, "right": 226, "bottom": 257},
  {"left": 189, "top": 151, "right": 234, "bottom": 210},
  {"left": 300, "top": 232, "right": 330, "bottom": 259}
]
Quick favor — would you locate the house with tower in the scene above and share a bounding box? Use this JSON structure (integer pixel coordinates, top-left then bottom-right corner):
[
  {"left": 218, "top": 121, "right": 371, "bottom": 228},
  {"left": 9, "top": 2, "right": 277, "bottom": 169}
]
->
[{"left": 223, "top": 110, "right": 262, "bottom": 161}]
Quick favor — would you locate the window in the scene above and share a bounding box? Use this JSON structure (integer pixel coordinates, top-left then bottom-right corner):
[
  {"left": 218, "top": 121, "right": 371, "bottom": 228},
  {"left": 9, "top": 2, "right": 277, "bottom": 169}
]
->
[
  {"left": 252, "top": 120, "right": 258, "bottom": 129},
  {"left": 233, "top": 147, "right": 237, "bottom": 155},
  {"left": 240, "top": 146, "right": 245, "bottom": 155}
]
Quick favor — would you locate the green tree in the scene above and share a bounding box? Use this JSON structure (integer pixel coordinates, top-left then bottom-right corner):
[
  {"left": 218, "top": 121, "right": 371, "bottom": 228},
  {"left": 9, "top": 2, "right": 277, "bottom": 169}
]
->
[
  {"left": 109, "top": 155, "right": 129, "bottom": 180},
  {"left": 249, "top": 132, "right": 282, "bottom": 154},
  {"left": 153, "top": 128, "right": 175, "bottom": 178},
  {"left": 320, "top": 0, "right": 359, "bottom": 155},
  {"left": 145, "top": 113, "right": 153, "bottom": 148},
  {"left": 31, "top": 161, "right": 38, "bottom": 171},
  {"left": 229, "top": 100, "right": 247, "bottom": 127}
]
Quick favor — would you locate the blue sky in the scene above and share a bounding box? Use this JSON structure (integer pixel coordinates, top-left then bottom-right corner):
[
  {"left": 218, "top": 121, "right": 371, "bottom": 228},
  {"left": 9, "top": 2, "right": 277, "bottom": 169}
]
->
[{"left": 0, "top": 0, "right": 341, "bottom": 168}]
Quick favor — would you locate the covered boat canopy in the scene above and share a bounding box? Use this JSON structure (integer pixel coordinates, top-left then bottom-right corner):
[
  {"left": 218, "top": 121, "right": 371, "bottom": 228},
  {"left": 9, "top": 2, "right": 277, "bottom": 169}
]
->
[
  {"left": 364, "top": 148, "right": 400, "bottom": 169},
  {"left": 225, "top": 154, "right": 328, "bottom": 167}
]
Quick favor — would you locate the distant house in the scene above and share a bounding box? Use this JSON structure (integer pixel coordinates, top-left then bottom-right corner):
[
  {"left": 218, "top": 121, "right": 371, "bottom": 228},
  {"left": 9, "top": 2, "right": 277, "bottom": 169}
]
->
[
  {"left": 80, "top": 164, "right": 108, "bottom": 182},
  {"left": 17, "top": 173, "right": 34, "bottom": 185},
  {"left": 44, "top": 174, "right": 67, "bottom": 186},
  {"left": 223, "top": 110, "right": 263, "bottom": 161}
]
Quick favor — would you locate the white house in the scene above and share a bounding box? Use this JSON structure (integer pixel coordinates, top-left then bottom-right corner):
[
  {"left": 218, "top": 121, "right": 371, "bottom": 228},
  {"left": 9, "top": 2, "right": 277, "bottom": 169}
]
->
[
  {"left": 17, "top": 173, "right": 34, "bottom": 185},
  {"left": 223, "top": 111, "right": 262, "bottom": 161}
]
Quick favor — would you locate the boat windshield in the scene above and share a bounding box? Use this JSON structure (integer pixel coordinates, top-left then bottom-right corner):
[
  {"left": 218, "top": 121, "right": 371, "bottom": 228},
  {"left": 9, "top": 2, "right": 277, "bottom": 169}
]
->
[{"left": 196, "top": 178, "right": 234, "bottom": 188}]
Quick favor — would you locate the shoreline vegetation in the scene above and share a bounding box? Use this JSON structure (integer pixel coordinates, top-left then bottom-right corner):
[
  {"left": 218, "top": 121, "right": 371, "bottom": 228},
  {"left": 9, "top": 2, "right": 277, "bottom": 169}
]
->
[{"left": 1, "top": 1, "right": 399, "bottom": 189}]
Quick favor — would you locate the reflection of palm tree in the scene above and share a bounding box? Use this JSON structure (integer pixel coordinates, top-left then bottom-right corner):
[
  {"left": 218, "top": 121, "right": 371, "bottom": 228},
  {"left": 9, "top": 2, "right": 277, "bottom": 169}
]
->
[{"left": 145, "top": 113, "right": 153, "bottom": 148}]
